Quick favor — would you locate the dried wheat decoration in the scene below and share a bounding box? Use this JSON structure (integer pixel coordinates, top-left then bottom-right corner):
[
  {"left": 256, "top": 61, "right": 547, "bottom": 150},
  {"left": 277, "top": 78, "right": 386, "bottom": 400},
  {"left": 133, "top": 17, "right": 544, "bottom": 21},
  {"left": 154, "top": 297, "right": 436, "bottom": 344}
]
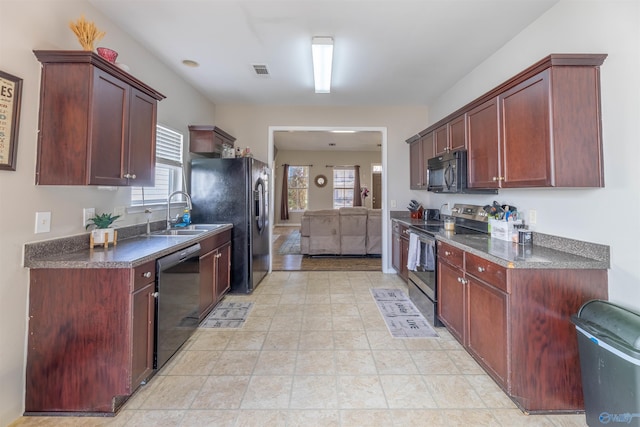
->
[{"left": 69, "top": 15, "right": 105, "bottom": 51}]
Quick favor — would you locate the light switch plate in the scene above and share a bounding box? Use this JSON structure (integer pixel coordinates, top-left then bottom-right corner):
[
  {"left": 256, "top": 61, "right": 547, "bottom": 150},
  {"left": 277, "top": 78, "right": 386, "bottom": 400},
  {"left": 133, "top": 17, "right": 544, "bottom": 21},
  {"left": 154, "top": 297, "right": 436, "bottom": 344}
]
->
[
  {"left": 35, "top": 212, "right": 51, "bottom": 233},
  {"left": 83, "top": 208, "right": 95, "bottom": 228}
]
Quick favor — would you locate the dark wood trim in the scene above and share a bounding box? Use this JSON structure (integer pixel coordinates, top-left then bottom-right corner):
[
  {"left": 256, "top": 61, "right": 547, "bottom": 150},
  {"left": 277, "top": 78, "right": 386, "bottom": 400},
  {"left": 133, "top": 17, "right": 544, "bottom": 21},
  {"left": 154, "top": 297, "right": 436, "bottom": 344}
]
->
[
  {"left": 406, "top": 53, "right": 607, "bottom": 143},
  {"left": 33, "top": 50, "right": 165, "bottom": 101}
]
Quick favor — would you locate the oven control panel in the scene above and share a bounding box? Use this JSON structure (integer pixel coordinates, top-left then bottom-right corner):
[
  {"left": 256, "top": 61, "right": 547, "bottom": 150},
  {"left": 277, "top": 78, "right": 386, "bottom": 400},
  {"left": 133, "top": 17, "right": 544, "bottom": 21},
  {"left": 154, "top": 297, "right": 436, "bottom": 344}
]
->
[{"left": 451, "top": 204, "right": 489, "bottom": 223}]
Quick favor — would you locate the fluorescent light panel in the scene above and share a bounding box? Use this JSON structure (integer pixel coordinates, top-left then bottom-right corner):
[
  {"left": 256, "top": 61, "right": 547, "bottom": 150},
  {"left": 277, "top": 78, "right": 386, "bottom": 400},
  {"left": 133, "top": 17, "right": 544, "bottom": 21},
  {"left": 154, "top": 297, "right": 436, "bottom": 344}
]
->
[{"left": 312, "top": 36, "right": 333, "bottom": 93}]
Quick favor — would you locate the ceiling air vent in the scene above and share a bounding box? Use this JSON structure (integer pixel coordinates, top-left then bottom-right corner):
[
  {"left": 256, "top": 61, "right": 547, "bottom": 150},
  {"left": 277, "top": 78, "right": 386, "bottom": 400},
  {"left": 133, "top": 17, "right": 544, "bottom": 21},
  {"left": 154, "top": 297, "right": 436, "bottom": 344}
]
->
[{"left": 252, "top": 64, "right": 270, "bottom": 77}]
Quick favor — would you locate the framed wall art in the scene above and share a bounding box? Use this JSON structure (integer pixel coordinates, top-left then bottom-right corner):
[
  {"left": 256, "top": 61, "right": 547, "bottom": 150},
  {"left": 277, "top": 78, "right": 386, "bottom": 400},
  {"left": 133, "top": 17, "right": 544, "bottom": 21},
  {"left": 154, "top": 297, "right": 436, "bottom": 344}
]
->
[{"left": 0, "top": 70, "right": 23, "bottom": 171}]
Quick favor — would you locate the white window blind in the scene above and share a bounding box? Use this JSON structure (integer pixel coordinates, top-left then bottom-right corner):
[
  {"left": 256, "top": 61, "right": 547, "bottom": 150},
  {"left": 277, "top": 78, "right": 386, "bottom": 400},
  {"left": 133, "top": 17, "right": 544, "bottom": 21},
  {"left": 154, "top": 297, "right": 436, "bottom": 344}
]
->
[
  {"left": 333, "top": 167, "right": 355, "bottom": 208},
  {"left": 287, "top": 165, "right": 309, "bottom": 211},
  {"left": 131, "top": 125, "right": 184, "bottom": 205}
]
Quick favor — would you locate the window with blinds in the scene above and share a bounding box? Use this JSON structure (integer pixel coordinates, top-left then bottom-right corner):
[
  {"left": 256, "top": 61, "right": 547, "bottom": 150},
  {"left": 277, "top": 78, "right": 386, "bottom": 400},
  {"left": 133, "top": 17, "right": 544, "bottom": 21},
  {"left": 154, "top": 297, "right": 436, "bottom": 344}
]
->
[
  {"left": 131, "top": 125, "right": 184, "bottom": 205},
  {"left": 333, "top": 167, "right": 355, "bottom": 208}
]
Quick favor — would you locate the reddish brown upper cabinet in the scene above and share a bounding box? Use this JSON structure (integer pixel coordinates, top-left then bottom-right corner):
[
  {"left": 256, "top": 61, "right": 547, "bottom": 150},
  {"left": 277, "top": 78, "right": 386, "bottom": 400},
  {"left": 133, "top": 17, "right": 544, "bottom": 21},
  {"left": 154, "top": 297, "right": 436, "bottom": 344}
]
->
[
  {"left": 33, "top": 50, "right": 165, "bottom": 186},
  {"left": 436, "top": 240, "right": 608, "bottom": 413},
  {"left": 409, "top": 54, "right": 606, "bottom": 190},
  {"left": 409, "top": 132, "right": 434, "bottom": 190},
  {"left": 434, "top": 115, "right": 466, "bottom": 156},
  {"left": 467, "top": 98, "right": 501, "bottom": 189},
  {"left": 189, "top": 125, "right": 236, "bottom": 157}
]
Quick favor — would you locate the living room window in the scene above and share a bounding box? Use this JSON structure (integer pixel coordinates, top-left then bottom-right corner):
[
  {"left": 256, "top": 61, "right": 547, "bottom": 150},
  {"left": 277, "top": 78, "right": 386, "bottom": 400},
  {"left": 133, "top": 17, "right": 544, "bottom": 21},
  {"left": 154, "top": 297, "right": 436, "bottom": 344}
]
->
[
  {"left": 287, "top": 165, "right": 309, "bottom": 211},
  {"left": 131, "top": 125, "right": 184, "bottom": 205},
  {"left": 333, "top": 167, "right": 355, "bottom": 208}
]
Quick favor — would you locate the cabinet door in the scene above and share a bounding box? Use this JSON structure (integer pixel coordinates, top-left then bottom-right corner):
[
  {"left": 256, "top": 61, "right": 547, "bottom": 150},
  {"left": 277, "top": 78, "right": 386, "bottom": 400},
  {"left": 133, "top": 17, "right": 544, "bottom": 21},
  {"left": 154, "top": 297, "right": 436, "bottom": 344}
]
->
[
  {"left": 437, "top": 260, "right": 465, "bottom": 343},
  {"left": 127, "top": 88, "right": 157, "bottom": 186},
  {"left": 499, "top": 70, "right": 552, "bottom": 187},
  {"left": 434, "top": 124, "right": 449, "bottom": 155},
  {"left": 89, "top": 68, "right": 129, "bottom": 186},
  {"left": 467, "top": 98, "right": 500, "bottom": 189},
  {"left": 409, "top": 140, "right": 424, "bottom": 189},
  {"left": 131, "top": 281, "right": 155, "bottom": 388},
  {"left": 199, "top": 251, "right": 216, "bottom": 320},
  {"left": 449, "top": 114, "right": 466, "bottom": 152},
  {"left": 421, "top": 132, "right": 434, "bottom": 162},
  {"left": 467, "top": 276, "right": 508, "bottom": 387},
  {"left": 392, "top": 231, "right": 401, "bottom": 273},
  {"left": 215, "top": 242, "right": 232, "bottom": 300},
  {"left": 400, "top": 235, "right": 409, "bottom": 282}
]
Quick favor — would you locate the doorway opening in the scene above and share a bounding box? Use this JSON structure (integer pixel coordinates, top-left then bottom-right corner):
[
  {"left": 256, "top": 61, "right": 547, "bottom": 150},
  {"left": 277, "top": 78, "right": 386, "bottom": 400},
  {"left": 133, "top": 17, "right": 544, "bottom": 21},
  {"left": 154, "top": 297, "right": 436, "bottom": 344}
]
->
[{"left": 268, "top": 126, "right": 388, "bottom": 272}]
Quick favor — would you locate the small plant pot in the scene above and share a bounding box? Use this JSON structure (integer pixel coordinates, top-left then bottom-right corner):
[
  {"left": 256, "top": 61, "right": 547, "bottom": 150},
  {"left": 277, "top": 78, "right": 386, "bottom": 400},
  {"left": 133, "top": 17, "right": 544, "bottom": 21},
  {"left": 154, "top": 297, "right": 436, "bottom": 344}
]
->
[{"left": 90, "top": 228, "right": 117, "bottom": 248}]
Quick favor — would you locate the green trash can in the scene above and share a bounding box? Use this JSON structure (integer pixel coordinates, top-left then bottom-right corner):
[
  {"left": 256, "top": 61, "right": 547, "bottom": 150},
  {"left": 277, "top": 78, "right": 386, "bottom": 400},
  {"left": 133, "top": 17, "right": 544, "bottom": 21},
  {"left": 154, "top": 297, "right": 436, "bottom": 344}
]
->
[{"left": 572, "top": 300, "right": 640, "bottom": 427}]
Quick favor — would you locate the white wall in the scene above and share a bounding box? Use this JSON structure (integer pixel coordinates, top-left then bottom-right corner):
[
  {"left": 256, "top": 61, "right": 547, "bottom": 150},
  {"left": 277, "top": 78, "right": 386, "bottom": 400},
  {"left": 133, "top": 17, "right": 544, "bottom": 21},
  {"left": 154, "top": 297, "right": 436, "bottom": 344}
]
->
[
  {"left": 274, "top": 149, "right": 382, "bottom": 224},
  {"left": 414, "top": 1, "right": 640, "bottom": 312},
  {"left": 214, "top": 105, "right": 429, "bottom": 270},
  {"left": 0, "top": 1, "right": 216, "bottom": 424}
]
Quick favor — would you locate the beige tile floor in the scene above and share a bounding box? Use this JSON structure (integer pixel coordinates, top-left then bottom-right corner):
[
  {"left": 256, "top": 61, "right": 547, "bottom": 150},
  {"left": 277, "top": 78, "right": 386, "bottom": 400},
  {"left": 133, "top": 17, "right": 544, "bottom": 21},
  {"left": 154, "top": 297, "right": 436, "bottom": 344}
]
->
[{"left": 10, "top": 271, "right": 588, "bottom": 427}]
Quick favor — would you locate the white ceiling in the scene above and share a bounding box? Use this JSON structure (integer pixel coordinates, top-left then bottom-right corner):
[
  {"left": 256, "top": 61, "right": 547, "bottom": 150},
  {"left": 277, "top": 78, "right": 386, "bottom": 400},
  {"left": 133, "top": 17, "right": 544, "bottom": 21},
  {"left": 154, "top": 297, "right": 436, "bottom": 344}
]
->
[{"left": 89, "top": 0, "right": 559, "bottom": 150}]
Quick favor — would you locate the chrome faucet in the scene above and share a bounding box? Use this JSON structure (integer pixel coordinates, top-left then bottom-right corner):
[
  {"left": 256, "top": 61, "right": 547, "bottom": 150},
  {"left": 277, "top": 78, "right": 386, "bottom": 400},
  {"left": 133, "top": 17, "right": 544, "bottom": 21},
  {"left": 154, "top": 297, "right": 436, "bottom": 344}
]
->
[{"left": 167, "top": 191, "right": 193, "bottom": 229}]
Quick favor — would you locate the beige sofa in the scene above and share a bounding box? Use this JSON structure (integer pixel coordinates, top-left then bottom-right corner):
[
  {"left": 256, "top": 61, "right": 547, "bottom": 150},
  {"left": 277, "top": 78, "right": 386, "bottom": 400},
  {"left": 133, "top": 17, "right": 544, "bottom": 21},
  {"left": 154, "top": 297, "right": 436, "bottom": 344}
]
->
[{"left": 300, "top": 208, "right": 382, "bottom": 255}]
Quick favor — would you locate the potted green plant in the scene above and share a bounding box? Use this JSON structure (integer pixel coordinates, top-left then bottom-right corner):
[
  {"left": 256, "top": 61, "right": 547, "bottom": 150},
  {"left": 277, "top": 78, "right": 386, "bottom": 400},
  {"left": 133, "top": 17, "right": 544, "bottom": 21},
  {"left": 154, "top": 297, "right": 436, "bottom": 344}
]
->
[{"left": 86, "top": 213, "right": 120, "bottom": 244}]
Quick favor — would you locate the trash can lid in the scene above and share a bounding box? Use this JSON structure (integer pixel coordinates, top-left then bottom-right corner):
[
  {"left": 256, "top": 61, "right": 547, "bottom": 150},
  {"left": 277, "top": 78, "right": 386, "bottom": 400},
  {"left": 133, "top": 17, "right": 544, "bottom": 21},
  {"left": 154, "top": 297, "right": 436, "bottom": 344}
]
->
[{"left": 574, "top": 300, "right": 640, "bottom": 351}]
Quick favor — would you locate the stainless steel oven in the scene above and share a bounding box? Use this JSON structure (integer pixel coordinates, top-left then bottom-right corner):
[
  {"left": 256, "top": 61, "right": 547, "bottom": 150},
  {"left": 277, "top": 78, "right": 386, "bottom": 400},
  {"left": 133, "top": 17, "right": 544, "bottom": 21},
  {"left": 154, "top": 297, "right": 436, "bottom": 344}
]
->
[{"left": 407, "top": 228, "right": 443, "bottom": 327}]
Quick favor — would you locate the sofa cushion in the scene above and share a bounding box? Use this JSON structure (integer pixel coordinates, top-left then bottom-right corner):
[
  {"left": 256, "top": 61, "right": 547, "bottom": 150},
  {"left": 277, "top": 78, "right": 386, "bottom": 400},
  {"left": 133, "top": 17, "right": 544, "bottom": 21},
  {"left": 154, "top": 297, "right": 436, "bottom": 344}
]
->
[
  {"left": 366, "top": 209, "right": 382, "bottom": 255},
  {"left": 339, "top": 207, "right": 367, "bottom": 255}
]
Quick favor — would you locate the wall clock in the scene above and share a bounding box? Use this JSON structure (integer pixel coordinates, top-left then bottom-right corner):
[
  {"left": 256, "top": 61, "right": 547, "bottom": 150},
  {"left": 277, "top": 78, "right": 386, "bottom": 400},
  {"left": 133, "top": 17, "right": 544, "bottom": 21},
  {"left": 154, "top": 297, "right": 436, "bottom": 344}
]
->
[{"left": 314, "top": 174, "right": 327, "bottom": 187}]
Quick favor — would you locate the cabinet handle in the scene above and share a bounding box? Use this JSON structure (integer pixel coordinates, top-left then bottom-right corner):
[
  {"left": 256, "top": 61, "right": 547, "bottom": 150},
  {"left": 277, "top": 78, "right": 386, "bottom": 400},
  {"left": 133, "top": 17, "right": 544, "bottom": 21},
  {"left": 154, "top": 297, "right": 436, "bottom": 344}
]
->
[
  {"left": 152, "top": 292, "right": 159, "bottom": 298},
  {"left": 216, "top": 253, "right": 222, "bottom": 258},
  {"left": 403, "top": 229, "right": 409, "bottom": 235},
  {"left": 477, "top": 266, "right": 485, "bottom": 273},
  {"left": 143, "top": 271, "right": 152, "bottom": 278},
  {"left": 124, "top": 173, "right": 137, "bottom": 179},
  {"left": 445, "top": 251, "right": 451, "bottom": 256}
]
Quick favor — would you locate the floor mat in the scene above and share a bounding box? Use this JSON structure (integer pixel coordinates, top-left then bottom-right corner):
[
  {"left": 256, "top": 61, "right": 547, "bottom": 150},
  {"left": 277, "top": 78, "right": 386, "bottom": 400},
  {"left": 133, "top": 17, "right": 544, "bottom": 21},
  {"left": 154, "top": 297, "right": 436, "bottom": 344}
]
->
[
  {"left": 199, "top": 302, "right": 254, "bottom": 329},
  {"left": 278, "top": 230, "right": 301, "bottom": 254},
  {"left": 370, "top": 288, "right": 438, "bottom": 338}
]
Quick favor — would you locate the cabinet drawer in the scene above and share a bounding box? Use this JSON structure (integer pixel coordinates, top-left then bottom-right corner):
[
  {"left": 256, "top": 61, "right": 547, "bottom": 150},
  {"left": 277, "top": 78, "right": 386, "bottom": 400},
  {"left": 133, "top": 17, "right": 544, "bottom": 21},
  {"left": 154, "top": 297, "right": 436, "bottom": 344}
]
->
[
  {"left": 133, "top": 261, "right": 156, "bottom": 291},
  {"left": 438, "top": 241, "right": 463, "bottom": 269},
  {"left": 465, "top": 252, "right": 507, "bottom": 292},
  {"left": 200, "top": 229, "right": 232, "bottom": 253}
]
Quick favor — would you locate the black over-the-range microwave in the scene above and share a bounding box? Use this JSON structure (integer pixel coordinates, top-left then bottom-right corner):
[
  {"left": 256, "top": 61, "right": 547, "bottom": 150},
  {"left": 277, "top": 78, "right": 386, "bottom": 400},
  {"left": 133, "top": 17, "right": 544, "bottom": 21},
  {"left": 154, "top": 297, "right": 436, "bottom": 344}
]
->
[{"left": 426, "top": 150, "right": 497, "bottom": 194}]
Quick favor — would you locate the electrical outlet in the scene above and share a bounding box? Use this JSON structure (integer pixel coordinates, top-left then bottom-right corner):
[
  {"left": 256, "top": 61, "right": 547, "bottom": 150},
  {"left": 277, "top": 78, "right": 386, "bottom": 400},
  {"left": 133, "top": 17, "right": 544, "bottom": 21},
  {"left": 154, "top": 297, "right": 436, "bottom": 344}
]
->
[
  {"left": 390, "top": 200, "right": 397, "bottom": 208},
  {"left": 113, "top": 206, "right": 126, "bottom": 217},
  {"left": 35, "top": 212, "right": 51, "bottom": 233},
  {"left": 83, "top": 208, "right": 95, "bottom": 228},
  {"left": 529, "top": 209, "right": 537, "bottom": 225}
]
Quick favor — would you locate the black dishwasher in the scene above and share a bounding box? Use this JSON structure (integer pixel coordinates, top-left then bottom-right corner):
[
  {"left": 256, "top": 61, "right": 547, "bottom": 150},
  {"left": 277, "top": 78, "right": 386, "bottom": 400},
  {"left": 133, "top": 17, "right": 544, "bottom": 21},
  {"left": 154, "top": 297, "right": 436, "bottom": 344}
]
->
[{"left": 155, "top": 243, "right": 201, "bottom": 369}]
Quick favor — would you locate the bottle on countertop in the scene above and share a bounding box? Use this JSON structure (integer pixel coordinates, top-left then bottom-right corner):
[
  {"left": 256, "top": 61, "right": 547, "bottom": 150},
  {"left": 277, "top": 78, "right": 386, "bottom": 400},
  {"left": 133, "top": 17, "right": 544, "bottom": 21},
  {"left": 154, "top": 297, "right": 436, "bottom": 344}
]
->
[{"left": 182, "top": 208, "right": 191, "bottom": 226}]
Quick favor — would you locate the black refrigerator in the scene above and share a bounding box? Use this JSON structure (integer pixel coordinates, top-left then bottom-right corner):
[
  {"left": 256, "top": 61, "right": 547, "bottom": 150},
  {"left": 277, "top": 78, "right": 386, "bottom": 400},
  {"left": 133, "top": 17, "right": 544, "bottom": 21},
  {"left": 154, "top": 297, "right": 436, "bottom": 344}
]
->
[{"left": 190, "top": 157, "right": 270, "bottom": 294}]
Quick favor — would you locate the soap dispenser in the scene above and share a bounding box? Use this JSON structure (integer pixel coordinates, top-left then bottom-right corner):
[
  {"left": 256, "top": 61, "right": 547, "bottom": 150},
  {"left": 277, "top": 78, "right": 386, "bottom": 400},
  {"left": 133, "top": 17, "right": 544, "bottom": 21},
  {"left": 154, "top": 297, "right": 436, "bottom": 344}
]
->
[{"left": 182, "top": 208, "right": 191, "bottom": 226}]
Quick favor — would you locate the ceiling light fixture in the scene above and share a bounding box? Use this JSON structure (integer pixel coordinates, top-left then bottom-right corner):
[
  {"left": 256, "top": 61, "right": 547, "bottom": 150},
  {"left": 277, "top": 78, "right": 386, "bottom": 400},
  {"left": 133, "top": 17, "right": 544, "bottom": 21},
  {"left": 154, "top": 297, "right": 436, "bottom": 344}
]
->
[
  {"left": 331, "top": 130, "right": 356, "bottom": 133},
  {"left": 312, "top": 36, "right": 333, "bottom": 93}
]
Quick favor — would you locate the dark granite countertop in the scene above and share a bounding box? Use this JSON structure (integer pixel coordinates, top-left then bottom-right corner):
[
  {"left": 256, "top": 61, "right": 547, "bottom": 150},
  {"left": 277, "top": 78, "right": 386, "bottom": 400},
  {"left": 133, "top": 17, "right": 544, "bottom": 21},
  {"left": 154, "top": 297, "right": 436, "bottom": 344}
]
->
[
  {"left": 24, "top": 223, "right": 233, "bottom": 269},
  {"left": 390, "top": 214, "right": 609, "bottom": 270}
]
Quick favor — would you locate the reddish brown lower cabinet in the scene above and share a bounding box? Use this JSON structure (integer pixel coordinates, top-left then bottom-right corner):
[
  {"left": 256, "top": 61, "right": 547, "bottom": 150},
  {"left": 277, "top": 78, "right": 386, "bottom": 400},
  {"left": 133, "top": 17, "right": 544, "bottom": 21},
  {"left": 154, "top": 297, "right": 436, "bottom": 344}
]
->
[
  {"left": 25, "top": 261, "right": 156, "bottom": 415},
  {"left": 198, "top": 230, "right": 232, "bottom": 321},
  {"left": 437, "top": 241, "right": 608, "bottom": 413},
  {"left": 391, "top": 220, "right": 409, "bottom": 281}
]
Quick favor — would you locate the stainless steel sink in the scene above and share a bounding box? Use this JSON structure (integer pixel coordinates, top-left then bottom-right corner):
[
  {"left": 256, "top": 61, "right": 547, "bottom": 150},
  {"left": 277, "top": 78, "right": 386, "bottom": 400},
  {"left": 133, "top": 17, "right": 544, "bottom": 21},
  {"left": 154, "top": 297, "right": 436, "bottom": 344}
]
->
[
  {"left": 184, "top": 224, "right": 226, "bottom": 231},
  {"left": 151, "top": 229, "right": 205, "bottom": 236},
  {"left": 150, "top": 224, "right": 226, "bottom": 236}
]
